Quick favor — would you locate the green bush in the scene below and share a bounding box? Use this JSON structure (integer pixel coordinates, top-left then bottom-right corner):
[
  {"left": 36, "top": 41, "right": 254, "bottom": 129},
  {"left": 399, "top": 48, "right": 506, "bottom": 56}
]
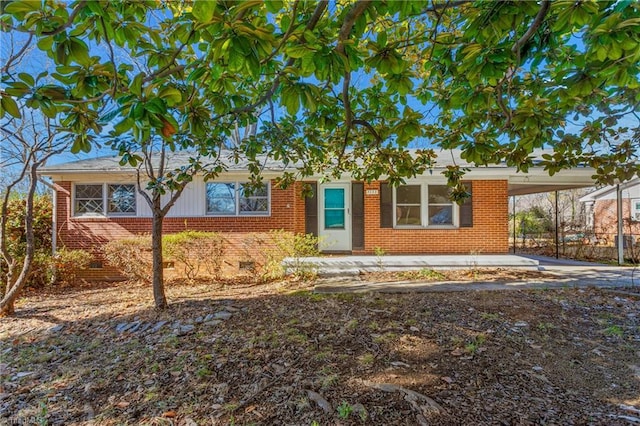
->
[
  {"left": 52, "top": 248, "right": 92, "bottom": 285},
  {"left": 164, "top": 231, "right": 225, "bottom": 281},
  {"left": 103, "top": 236, "right": 153, "bottom": 283},
  {"left": 104, "top": 231, "right": 225, "bottom": 283},
  {"left": 260, "top": 230, "right": 321, "bottom": 280},
  {"left": 1, "top": 195, "right": 54, "bottom": 289}
]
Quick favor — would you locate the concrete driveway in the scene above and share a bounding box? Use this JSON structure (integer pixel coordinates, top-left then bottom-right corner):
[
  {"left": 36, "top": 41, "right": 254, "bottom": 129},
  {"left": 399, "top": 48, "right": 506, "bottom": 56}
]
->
[{"left": 314, "top": 255, "right": 639, "bottom": 294}]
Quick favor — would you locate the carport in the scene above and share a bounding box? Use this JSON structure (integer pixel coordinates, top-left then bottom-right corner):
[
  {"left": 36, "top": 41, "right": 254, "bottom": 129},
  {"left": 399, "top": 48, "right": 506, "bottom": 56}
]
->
[{"left": 507, "top": 168, "right": 626, "bottom": 265}]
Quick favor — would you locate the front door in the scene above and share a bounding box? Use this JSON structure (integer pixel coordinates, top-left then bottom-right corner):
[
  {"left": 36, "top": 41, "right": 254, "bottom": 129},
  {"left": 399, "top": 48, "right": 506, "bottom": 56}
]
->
[{"left": 318, "top": 183, "right": 351, "bottom": 251}]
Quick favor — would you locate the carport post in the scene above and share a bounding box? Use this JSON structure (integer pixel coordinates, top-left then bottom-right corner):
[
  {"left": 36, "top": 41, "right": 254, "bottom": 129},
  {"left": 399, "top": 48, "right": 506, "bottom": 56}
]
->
[
  {"left": 555, "top": 191, "right": 559, "bottom": 259},
  {"left": 617, "top": 184, "right": 624, "bottom": 265},
  {"left": 512, "top": 196, "right": 516, "bottom": 253}
]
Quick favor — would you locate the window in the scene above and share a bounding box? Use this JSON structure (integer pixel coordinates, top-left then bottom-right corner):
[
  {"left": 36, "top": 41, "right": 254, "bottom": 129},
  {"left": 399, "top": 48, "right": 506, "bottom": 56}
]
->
[
  {"left": 394, "top": 184, "right": 455, "bottom": 227},
  {"left": 632, "top": 199, "right": 640, "bottom": 221},
  {"left": 206, "top": 182, "right": 269, "bottom": 216},
  {"left": 74, "top": 184, "right": 103, "bottom": 215},
  {"left": 206, "top": 183, "right": 236, "bottom": 215},
  {"left": 428, "top": 185, "right": 453, "bottom": 225},
  {"left": 108, "top": 184, "right": 136, "bottom": 214},
  {"left": 396, "top": 185, "right": 421, "bottom": 225},
  {"left": 324, "top": 187, "right": 345, "bottom": 229},
  {"left": 73, "top": 183, "right": 136, "bottom": 217},
  {"left": 239, "top": 183, "right": 269, "bottom": 214}
]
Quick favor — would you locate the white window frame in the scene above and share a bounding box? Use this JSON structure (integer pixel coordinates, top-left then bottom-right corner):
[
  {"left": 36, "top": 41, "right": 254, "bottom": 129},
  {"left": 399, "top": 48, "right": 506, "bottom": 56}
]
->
[
  {"left": 632, "top": 199, "right": 640, "bottom": 222},
  {"left": 393, "top": 183, "right": 458, "bottom": 228},
  {"left": 72, "top": 183, "right": 137, "bottom": 217},
  {"left": 106, "top": 183, "right": 137, "bottom": 216},
  {"left": 205, "top": 181, "right": 271, "bottom": 217}
]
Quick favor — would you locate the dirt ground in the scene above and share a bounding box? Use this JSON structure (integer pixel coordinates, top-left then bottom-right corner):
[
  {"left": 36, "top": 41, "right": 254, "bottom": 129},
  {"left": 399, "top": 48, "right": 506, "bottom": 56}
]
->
[{"left": 1, "top": 273, "right": 639, "bottom": 425}]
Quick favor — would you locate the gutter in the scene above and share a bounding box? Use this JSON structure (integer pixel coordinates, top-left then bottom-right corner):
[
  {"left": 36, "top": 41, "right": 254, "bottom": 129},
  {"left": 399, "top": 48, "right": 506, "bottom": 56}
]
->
[{"left": 37, "top": 178, "right": 69, "bottom": 255}]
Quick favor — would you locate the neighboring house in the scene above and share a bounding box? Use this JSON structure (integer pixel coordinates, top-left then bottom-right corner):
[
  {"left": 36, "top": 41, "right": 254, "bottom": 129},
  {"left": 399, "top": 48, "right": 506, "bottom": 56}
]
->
[
  {"left": 40, "top": 149, "right": 596, "bottom": 280},
  {"left": 579, "top": 178, "right": 640, "bottom": 245}
]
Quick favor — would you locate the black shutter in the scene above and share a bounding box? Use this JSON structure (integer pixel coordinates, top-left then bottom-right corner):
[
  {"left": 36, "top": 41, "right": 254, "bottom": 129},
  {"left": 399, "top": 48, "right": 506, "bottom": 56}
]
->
[
  {"left": 380, "top": 182, "right": 393, "bottom": 228},
  {"left": 352, "top": 182, "right": 364, "bottom": 250},
  {"left": 460, "top": 181, "right": 473, "bottom": 228},
  {"left": 305, "top": 183, "right": 318, "bottom": 236}
]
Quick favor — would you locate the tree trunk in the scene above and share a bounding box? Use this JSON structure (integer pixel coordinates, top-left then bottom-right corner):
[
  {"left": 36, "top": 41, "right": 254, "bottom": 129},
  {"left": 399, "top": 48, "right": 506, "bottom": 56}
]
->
[
  {"left": 0, "top": 164, "right": 37, "bottom": 316},
  {"left": 151, "top": 211, "right": 167, "bottom": 309}
]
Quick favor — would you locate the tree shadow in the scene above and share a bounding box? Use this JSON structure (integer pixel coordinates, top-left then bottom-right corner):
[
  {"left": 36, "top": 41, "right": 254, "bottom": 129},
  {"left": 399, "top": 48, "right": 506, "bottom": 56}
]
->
[{"left": 1, "top": 287, "right": 639, "bottom": 425}]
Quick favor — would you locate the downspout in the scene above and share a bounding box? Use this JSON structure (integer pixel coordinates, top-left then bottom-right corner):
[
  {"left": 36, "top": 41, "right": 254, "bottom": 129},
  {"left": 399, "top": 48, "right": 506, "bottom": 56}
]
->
[
  {"left": 512, "top": 196, "right": 516, "bottom": 253},
  {"left": 617, "top": 184, "right": 624, "bottom": 265},
  {"left": 52, "top": 186, "right": 56, "bottom": 254},
  {"left": 38, "top": 178, "right": 57, "bottom": 254},
  {"left": 555, "top": 191, "right": 559, "bottom": 259}
]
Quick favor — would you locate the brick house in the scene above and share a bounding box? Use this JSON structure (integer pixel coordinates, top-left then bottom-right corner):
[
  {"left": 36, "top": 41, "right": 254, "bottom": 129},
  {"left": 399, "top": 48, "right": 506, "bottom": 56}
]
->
[
  {"left": 40, "top": 150, "right": 596, "bottom": 280},
  {"left": 580, "top": 178, "right": 640, "bottom": 246}
]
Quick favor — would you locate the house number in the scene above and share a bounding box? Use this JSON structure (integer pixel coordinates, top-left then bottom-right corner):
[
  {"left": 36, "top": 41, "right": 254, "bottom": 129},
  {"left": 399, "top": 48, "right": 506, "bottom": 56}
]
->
[{"left": 366, "top": 189, "right": 379, "bottom": 195}]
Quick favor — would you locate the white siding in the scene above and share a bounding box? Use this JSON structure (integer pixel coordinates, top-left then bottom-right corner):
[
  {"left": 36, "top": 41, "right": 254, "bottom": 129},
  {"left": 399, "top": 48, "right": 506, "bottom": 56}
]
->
[
  {"left": 165, "top": 178, "right": 205, "bottom": 217},
  {"left": 597, "top": 183, "right": 640, "bottom": 201}
]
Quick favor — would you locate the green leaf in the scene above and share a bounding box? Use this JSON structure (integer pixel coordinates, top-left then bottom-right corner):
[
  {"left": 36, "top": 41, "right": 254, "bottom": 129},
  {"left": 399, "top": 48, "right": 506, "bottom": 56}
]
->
[
  {"left": 158, "top": 87, "right": 182, "bottom": 106},
  {"left": 130, "top": 74, "right": 143, "bottom": 97},
  {"left": 18, "top": 72, "right": 35, "bottom": 86},
  {"left": 1, "top": 96, "right": 21, "bottom": 118},
  {"left": 286, "top": 45, "right": 315, "bottom": 59},
  {"left": 228, "top": 50, "right": 245, "bottom": 72},
  {"left": 187, "top": 67, "right": 207, "bottom": 83},
  {"left": 69, "top": 38, "right": 91, "bottom": 65},
  {"left": 144, "top": 97, "right": 166, "bottom": 114},
  {"left": 37, "top": 36, "right": 54, "bottom": 51},
  {"left": 192, "top": 0, "right": 216, "bottom": 23},
  {"left": 264, "top": 0, "right": 283, "bottom": 13},
  {"left": 4, "top": 0, "right": 40, "bottom": 14}
]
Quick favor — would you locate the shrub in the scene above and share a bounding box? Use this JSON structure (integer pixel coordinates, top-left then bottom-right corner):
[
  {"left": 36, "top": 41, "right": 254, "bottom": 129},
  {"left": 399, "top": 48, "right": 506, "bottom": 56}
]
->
[
  {"left": 4, "top": 195, "right": 52, "bottom": 254},
  {"left": 52, "top": 248, "right": 92, "bottom": 285},
  {"left": 1, "top": 195, "right": 53, "bottom": 289},
  {"left": 260, "top": 230, "right": 321, "bottom": 280},
  {"left": 103, "top": 236, "right": 152, "bottom": 283},
  {"left": 104, "top": 231, "right": 225, "bottom": 283},
  {"left": 164, "top": 231, "right": 225, "bottom": 281}
]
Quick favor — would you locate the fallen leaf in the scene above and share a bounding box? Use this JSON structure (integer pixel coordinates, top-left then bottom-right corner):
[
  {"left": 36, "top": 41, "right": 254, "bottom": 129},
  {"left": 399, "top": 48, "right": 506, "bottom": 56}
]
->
[{"left": 115, "top": 401, "right": 130, "bottom": 408}]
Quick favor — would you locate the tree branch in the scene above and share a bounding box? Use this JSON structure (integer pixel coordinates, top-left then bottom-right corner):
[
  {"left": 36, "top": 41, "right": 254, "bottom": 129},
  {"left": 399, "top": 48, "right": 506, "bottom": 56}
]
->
[
  {"left": 353, "top": 119, "right": 383, "bottom": 143},
  {"left": 422, "top": 0, "right": 472, "bottom": 14},
  {"left": 143, "top": 29, "right": 193, "bottom": 84},
  {"left": 512, "top": 0, "right": 551, "bottom": 56},
  {"left": 1, "top": 33, "right": 33, "bottom": 75},
  {"left": 261, "top": 0, "right": 301, "bottom": 65},
  {"left": 211, "top": 1, "right": 328, "bottom": 120},
  {"left": 336, "top": 0, "right": 371, "bottom": 57},
  {"left": 40, "top": 0, "right": 88, "bottom": 36}
]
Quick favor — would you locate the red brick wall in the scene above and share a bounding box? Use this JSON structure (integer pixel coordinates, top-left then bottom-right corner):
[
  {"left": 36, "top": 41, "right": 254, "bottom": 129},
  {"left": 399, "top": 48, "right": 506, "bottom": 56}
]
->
[
  {"left": 55, "top": 179, "right": 510, "bottom": 280},
  {"left": 593, "top": 199, "right": 640, "bottom": 243},
  {"left": 55, "top": 180, "right": 300, "bottom": 280},
  {"left": 357, "top": 180, "right": 509, "bottom": 254}
]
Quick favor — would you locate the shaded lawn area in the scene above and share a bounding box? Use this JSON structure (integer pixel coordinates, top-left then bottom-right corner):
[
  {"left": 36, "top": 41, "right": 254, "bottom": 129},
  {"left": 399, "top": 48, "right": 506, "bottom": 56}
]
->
[{"left": 1, "top": 279, "right": 639, "bottom": 425}]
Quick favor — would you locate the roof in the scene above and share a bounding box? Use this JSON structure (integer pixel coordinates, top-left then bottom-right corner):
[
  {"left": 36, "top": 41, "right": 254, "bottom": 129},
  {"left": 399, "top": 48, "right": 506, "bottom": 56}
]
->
[
  {"left": 40, "top": 148, "right": 598, "bottom": 196},
  {"left": 40, "top": 151, "right": 293, "bottom": 174},
  {"left": 579, "top": 178, "right": 640, "bottom": 203},
  {"left": 39, "top": 148, "right": 558, "bottom": 173}
]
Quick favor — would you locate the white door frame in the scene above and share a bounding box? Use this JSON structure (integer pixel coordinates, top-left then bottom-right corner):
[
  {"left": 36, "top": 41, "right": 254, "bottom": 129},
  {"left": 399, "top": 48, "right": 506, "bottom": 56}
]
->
[{"left": 318, "top": 183, "right": 351, "bottom": 251}]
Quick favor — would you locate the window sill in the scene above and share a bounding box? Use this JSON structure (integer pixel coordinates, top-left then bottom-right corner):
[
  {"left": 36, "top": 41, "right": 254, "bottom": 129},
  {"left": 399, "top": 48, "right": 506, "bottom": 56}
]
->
[
  {"left": 205, "top": 213, "right": 271, "bottom": 217},
  {"left": 73, "top": 214, "right": 137, "bottom": 219},
  {"left": 393, "top": 225, "right": 458, "bottom": 230}
]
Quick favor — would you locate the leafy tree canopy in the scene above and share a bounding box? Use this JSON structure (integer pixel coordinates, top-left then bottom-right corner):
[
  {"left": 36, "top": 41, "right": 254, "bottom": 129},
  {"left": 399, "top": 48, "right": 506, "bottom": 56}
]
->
[{"left": 1, "top": 0, "right": 639, "bottom": 195}]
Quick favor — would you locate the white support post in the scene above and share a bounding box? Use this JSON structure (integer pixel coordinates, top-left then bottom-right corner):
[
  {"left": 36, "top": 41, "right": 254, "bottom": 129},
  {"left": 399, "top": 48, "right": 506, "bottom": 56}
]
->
[{"left": 617, "top": 184, "right": 624, "bottom": 265}]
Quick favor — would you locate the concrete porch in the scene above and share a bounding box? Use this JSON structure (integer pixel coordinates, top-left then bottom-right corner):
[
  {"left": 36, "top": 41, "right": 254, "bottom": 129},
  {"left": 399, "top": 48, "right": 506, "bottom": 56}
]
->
[{"left": 283, "top": 254, "right": 540, "bottom": 277}]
